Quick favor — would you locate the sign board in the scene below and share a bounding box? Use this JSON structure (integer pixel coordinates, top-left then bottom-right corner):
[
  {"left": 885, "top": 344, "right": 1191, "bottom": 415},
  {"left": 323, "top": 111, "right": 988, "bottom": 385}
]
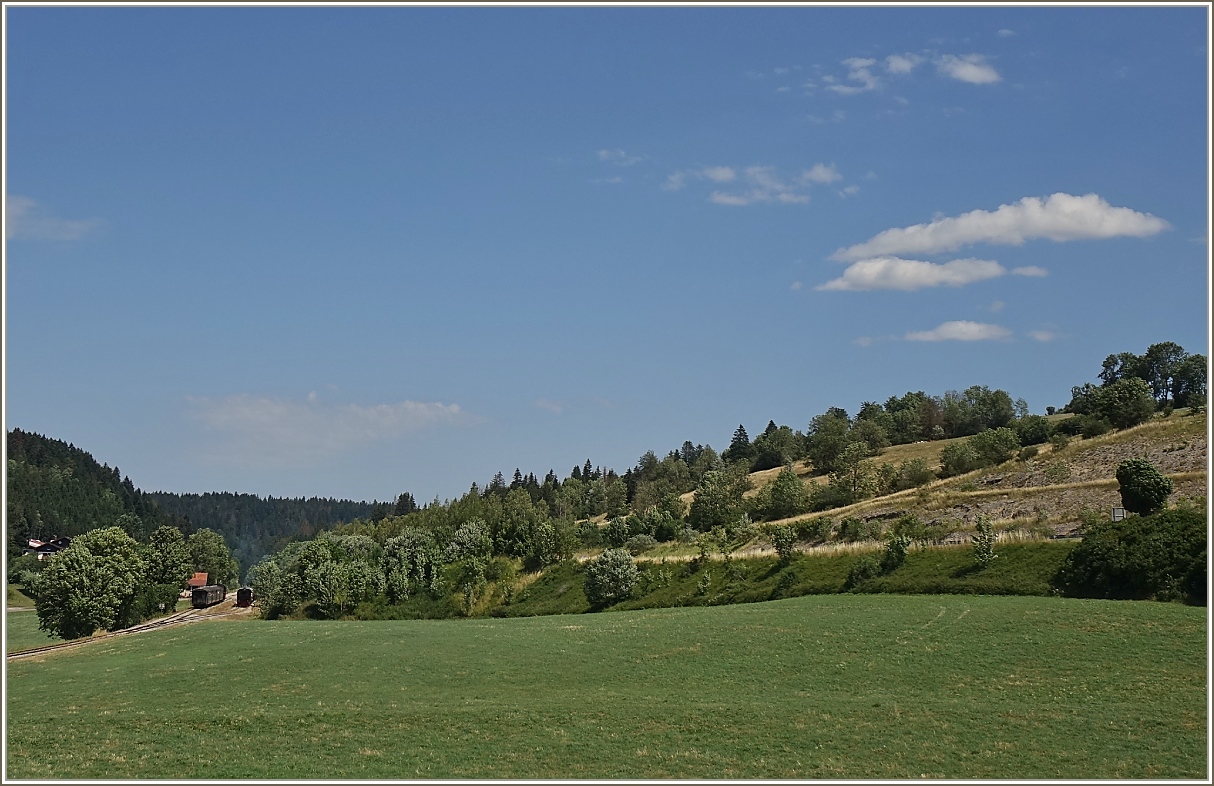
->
[{"left": 1111, "top": 507, "right": 1127, "bottom": 522}]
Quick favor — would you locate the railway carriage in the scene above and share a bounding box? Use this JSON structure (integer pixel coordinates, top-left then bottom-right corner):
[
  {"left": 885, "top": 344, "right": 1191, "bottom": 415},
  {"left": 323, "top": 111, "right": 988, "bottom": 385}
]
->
[{"left": 190, "top": 584, "right": 227, "bottom": 608}]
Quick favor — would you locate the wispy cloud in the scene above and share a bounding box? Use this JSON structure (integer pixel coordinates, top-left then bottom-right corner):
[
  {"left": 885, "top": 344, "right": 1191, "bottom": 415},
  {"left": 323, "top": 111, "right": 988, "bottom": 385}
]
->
[
  {"left": 905, "top": 321, "right": 1012, "bottom": 342},
  {"left": 1011, "top": 265, "right": 1049, "bottom": 277},
  {"left": 6, "top": 195, "right": 104, "bottom": 241},
  {"left": 935, "top": 54, "right": 1002, "bottom": 84},
  {"left": 596, "top": 149, "right": 646, "bottom": 166},
  {"left": 534, "top": 399, "right": 564, "bottom": 414},
  {"left": 817, "top": 257, "right": 1007, "bottom": 292},
  {"left": 997, "top": 29, "right": 1016, "bottom": 37},
  {"left": 833, "top": 193, "right": 1169, "bottom": 261},
  {"left": 828, "top": 57, "right": 880, "bottom": 94},
  {"left": 188, "top": 394, "right": 465, "bottom": 468},
  {"left": 838, "top": 184, "right": 861, "bottom": 198},
  {"left": 1028, "top": 330, "right": 1057, "bottom": 342},
  {"left": 664, "top": 163, "right": 844, "bottom": 206}
]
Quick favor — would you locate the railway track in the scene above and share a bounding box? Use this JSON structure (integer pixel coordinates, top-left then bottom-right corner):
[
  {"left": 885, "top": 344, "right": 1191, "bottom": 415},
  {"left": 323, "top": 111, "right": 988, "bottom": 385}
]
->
[{"left": 7, "top": 603, "right": 249, "bottom": 661}]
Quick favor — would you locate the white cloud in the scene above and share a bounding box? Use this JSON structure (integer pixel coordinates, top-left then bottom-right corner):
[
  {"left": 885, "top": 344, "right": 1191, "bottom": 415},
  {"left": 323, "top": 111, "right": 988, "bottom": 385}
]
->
[
  {"left": 833, "top": 193, "right": 1170, "bottom": 261},
  {"left": 854, "top": 336, "right": 874, "bottom": 347},
  {"left": 838, "top": 185, "right": 861, "bottom": 198},
  {"left": 817, "top": 257, "right": 1007, "bottom": 291},
  {"left": 1011, "top": 265, "right": 1048, "bottom": 277},
  {"left": 708, "top": 166, "right": 811, "bottom": 206},
  {"left": 885, "top": 53, "right": 923, "bottom": 74},
  {"left": 774, "top": 67, "right": 790, "bottom": 75},
  {"left": 189, "top": 394, "right": 464, "bottom": 468},
  {"left": 790, "top": 280, "right": 803, "bottom": 291},
  {"left": 998, "top": 28, "right": 1016, "bottom": 37},
  {"left": 829, "top": 57, "right": 880, "bottom": 94},
  {"left": 1028, "top": 330, "right": 1057, "bottom": 342},
  {"left": 597, "top": 148, "right": 645, "bottom": 166},
  {"left": 936, "top": 54, "right": 1002, "bottom": 84},
  {"left": 802, "top": 163, "right": 842, "bottom": 184},
  {"left": 6, "top": 195, "right": 104, "bottom": 241},
  {"left": 989, "top": 300, "right": 1005, "bottom": 313},
  {"left": 905, "top": 321, "right": 1012, "bottom": 342},
  {"left": 661, "top": 172, "right": 687, "bottom": 192},
  {"left": 701, "top": 166, "right": 736, "bottom": 183}
]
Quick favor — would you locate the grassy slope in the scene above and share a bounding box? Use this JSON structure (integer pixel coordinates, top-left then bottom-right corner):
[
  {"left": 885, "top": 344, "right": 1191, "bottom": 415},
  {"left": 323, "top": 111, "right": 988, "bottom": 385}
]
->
[
  {"left": 6, "top": 585, "right": 35, "bottom": 608},
  {"left": 6, "top": 595, "right": 1205, "bottom": 780},
  {"left": 5, "top": 610, "right": 61, "bottom": 653}
]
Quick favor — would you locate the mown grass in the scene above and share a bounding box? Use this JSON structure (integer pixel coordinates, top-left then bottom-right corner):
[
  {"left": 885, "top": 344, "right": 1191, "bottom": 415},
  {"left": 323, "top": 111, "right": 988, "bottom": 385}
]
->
[
  {"left": 6, "top": 585, "right": 35, "bottom": 608},
  {"left": 5, "top": 609, "right": 61, "bottom": 653},
  {"left": 6, "top": 595, "right": 1205, "bottom": 779}
]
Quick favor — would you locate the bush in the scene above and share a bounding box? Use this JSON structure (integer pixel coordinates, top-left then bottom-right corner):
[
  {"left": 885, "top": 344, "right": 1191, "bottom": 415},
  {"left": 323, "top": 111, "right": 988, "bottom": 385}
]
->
[
  {"left": 582, "top": 548, "right": 638, "bottom": 608},
  {"left": 1116, "top": 458, "right": 1174, "bottom": 515},
  {"left": 972, "top": 515, "right": 998, "bottom": 569},
  {"left": 1048, "top": 432, "right": 1070, "bottom": 452},
  {"left": 603, "top": 518, "right": 631, "bottom": 548},
  {"left": 894, "top": 458, "right": 936, "bottom": 490},
  {"left": 1017, "top": 445, "right": 1039, "bottom": 462},
  {"left": 769, "top": 525, "right": 797, "bottom": 565},
  {"left": 844, "top": 555, "right": 882, "bottom": 590},
  {"left": 1053, "top": 507, "right": 1205, "bottom": 602},
  {"left": 968, "top": 427, "right": 1021, "bottom": 467},
  {"left": 623, "top": 534, "right": 657, "bottom": 555},
  {"left": 1015, "top": 414, "right": 1052, "bottom": 446},
  {"left": 939, "top": 441, "right": 979, "bottom": 477},
  {"left": 838, "top": 517, "right": 882, "bottom": 542},
  {"left": 881, "top": 535, "right": 913, "bottom": 574}
]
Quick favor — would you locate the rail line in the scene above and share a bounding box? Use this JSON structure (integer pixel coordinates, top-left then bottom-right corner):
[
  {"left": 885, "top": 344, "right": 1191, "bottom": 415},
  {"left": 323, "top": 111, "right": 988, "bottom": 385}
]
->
[{"left": 8, "top": 603, "right": 249, "bottom": 661}]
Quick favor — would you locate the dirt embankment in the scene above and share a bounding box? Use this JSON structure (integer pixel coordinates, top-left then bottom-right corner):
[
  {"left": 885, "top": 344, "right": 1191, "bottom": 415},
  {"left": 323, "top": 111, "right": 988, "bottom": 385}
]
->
[{"left": 774, "top": 415, "right": 1208, "bottom": 538}]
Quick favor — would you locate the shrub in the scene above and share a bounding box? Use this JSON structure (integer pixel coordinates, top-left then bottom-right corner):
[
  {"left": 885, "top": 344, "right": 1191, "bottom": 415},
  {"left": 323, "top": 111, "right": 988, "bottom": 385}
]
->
[
  {"left": 1116, "top": 458, "right": 1174, "bottom": 515},
  {"left": 603, "top": 517, "right": 631, "bottom": 548},
  {"left": 769, "top": 525, "right": 797, "bottom": 565},
  {"left": 838, "top": 516, "right": 882, "bottom": 542},
  {"left": 972, "top": 515, "right": 998, "bottom": 569},
  {"left": 1053, "top": 507, "right": 1205, "bottom": 602},
  {"left": 969, "top": 427, "right": 1021, "bottom": 467},
  {"left": 894, "top": 458, "right": 936, "bottom": 490},
  {"left": 1079, "top": 416, "right": 1112, "bottom": 439},
  {"left": 623, "top": 534, "right": 657, "bottom": 555},
  {"left": 1015, "top": 414, "right": 1052, "bottom": 446},
  {"left": 1018, "top": 445, "right": 1039, "bottom": 462},
  {"left": 1048, "top": 432, "right": 1070, "bottom": 452},
  {"left": 939, "top": 441, "right": 979, "bottom": 477},
  {"left": 582, "top": 548, "right": 638, "bottom": 608},
  {"left": 844, "top": 555, "right": 882, "bottom": 590},
  {"left": 881, "top": 535, "right": 913, "bottom": 574}
]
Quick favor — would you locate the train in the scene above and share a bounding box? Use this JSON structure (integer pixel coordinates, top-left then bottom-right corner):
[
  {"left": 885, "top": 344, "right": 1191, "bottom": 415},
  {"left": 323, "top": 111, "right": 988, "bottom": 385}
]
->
[{"left": 190, "top": 584, "right": 227, "bottom": 608}]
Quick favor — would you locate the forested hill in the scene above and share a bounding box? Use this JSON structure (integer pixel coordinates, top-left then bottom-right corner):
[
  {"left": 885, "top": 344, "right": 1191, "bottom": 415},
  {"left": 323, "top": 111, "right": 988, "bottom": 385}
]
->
[
  {"left": 6, "top": 428, "right": 186, "bottom": 555},
  {"left": 146, "top": 492, "right": 377, "bottom": 572}
]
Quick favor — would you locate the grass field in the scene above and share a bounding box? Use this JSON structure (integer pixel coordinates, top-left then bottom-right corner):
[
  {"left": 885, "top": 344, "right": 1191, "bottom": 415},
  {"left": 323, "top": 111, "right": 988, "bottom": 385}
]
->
[
  {"left": 6, "top": 595, "right": 1206, "bottom": 779},
  {"left": 5, "top": 610, "right": 61, "bottom": 653}
]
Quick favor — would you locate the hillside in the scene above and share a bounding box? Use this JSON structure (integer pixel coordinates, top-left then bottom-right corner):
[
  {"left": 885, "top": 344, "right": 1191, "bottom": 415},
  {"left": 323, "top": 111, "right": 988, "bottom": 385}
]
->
[
  {"left": 147, "top": 492, "right": 377, "bottom": 573},
  {"left": 757, "top": 411, "right": 1207, "bottom": 546},
  {"left": 5, "top": 429, "right": 185, "bottom": 552}
]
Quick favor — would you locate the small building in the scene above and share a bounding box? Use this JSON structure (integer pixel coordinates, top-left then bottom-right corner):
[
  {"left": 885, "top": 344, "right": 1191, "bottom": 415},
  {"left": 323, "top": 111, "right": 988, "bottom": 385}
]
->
[
  {"left": 187, "top": 572, "right": 209, "bottom": 589},
  {"left": 23, "top": 537, "right": 72, "bottom": 560}
]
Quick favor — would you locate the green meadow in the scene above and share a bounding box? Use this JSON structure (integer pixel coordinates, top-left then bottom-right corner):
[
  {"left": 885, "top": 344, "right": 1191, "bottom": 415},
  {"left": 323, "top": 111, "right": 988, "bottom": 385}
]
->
[
  {"left": 6, "top": 594, "right": 1206, "bottom": 780},
  {"left": 5, "top": 611, "right": 61, "bottom": 654}
]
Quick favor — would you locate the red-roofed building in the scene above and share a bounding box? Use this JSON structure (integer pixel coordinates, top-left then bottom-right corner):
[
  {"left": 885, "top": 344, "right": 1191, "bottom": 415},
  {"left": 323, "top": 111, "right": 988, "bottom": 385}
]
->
[{"left": 187, "top": 572, "right": 209, "bottom": 588}]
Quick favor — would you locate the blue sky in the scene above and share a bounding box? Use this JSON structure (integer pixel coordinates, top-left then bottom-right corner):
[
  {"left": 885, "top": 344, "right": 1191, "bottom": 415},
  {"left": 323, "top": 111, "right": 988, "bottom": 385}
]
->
[{"left": 5, "top": 6, "right": 1209, "bottom": 504}]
